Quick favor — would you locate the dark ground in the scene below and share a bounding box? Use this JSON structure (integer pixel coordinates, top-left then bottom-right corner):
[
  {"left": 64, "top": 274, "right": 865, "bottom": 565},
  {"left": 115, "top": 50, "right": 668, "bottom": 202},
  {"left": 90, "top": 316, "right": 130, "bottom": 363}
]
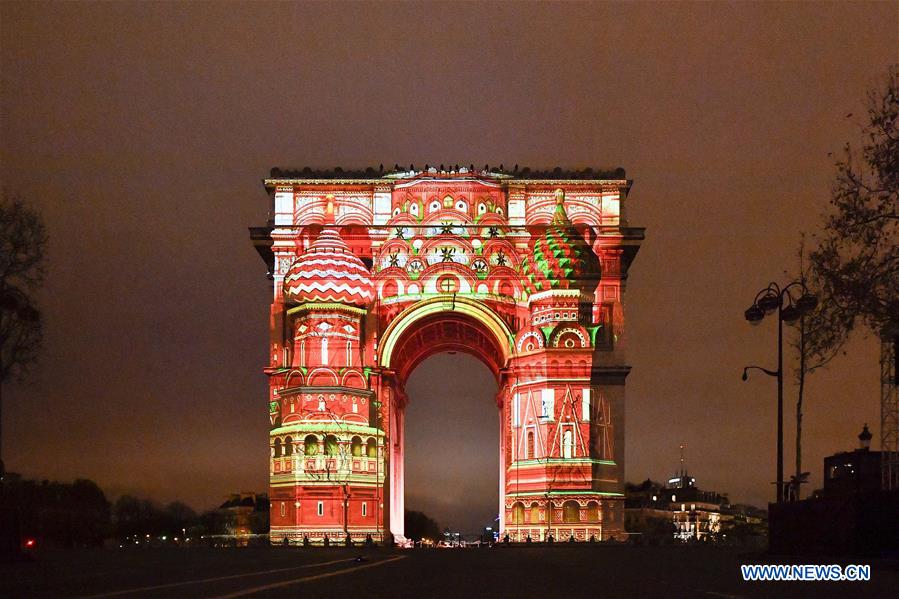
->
[{"left": 2, "top": 545, "right": 897, "bottom": 598}]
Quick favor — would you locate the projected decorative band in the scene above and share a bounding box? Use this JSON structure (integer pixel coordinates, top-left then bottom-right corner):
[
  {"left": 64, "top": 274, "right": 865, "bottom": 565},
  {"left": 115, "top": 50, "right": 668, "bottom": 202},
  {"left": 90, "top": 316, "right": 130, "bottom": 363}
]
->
[{"left": 251, "top": 165, "right": 644, "bottom": 544}]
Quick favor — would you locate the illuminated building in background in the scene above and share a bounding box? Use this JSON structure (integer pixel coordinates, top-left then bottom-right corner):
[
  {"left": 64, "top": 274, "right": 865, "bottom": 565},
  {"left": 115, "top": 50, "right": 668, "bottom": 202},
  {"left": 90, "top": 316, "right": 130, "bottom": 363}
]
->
[
  {"left": 625, "top": 466, "right": 731, "bottom": 544},
  {"left": 251, "top": 165, "right": 644, "bottom": 544},
  {"left": 217, "top": 493, "right": 269, "bottom": 546},
  {"left": 665, "top": 472, "right": 727, "bottom": 542}
]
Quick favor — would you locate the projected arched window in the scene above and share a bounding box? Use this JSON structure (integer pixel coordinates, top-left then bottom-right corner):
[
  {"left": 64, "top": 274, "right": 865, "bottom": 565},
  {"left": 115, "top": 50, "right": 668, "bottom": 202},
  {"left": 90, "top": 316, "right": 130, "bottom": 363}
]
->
[
  {"left": 351, "top": 436, "right": 363, "bottom": 457},
  {"left": 511, "top": 502, "right": 525, "bottom": 524},
  {"left": 304, "top": 435, "right": 318, "bottom": 456},
  {"left": 273, "top": 438, "right": 282, "bottom": 458},
  {"left": 324, "top": 434, "right": 339, "bottom": 456}
]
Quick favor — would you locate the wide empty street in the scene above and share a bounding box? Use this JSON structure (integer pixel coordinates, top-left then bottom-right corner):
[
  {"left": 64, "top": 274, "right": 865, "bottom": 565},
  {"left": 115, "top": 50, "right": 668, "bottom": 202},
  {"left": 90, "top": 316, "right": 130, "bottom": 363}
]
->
[{"left": 2, "top": 545, "right": 897, "bottom": 598}]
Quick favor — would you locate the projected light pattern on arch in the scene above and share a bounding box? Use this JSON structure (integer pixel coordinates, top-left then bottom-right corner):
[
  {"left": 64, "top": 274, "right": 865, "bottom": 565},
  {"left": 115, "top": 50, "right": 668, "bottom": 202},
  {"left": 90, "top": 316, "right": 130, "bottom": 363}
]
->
[{"left": 252, "top": 166, "right": 643, "bottom": 544}]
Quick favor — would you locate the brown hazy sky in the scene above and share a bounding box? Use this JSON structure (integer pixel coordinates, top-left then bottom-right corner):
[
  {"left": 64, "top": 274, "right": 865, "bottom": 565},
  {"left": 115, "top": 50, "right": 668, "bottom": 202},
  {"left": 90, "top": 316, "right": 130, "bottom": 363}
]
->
[{"left": 1, "top": 2, "right": 896, "bottom": 532}]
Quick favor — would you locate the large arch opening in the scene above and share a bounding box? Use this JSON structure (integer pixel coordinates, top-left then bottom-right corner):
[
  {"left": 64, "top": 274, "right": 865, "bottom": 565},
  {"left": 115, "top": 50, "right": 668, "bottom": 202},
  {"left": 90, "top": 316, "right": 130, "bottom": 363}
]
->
[
  {"left": 405, "top": 353, "right": 499, "bottom": 539},
  {"left": 378, "top": 298, "right": 512, "bottom": 540}
]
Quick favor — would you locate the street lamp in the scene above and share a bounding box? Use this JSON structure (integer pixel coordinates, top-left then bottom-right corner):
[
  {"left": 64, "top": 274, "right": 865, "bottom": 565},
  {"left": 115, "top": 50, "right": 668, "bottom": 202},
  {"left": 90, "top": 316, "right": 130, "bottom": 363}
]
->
[{"left": 742, "top": 281, "right": 817, "bottom": 504}]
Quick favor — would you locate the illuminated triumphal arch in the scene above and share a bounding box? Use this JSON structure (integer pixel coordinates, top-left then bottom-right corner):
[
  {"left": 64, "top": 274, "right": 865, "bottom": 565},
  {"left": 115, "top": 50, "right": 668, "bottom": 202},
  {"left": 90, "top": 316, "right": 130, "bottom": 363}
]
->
[{"left": 251, "top": 165, "right": 643, "bottom": 544}]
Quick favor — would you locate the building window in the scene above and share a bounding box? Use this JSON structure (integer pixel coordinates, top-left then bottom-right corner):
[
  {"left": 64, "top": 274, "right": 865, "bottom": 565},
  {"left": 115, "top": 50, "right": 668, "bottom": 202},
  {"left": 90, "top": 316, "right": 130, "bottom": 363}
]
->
[
  {"left": 304, "top": 435, "right": 318, "bottom": 456},
  {"left": 529, "top": 503, "right": 541, "bottom": 524},
  {"left": 346, "top": 341, "right": 352, "bottom": 367},
  {"left": 526, "top": 430, "right": 535, "bottom": 460},
  {"left": 438, "top": 276, "right": 458, "bottom": 293},
  {"left": 362, "top": 502, "right": 367, "bottom": 517},
  {"left": 321, "top": 337, "right": 328, "bottom": 364},
  {"left": 280, "top": 502, "right": 286, "bottom": 517},
  {"left": 562, "top": 429, "right": 573, "bottom": 459},
  {"left": 382, "top": 280, "right": 397, "bottom": 297},
  {"left": 324, "top": 435, "right": 339, "bottom": 456},
  {"left": 284, "top": 436, "right": 293, "bottom": 457},
  {"left": 585, "top": 501, "right": 600, "bottom": 522},
  {"left": 366, "top": 438, "right": 378, "bottom": 458},
  {"left": 351, "top": 436, "right": 363, "bottom": 457},
  {"left": 300, "top": 340, "right": 305, "bottom": 368},
  {"left": 541, "top": 389, "right": 554, "bottom": 420},
  {"left": 581, "top": 388, "right": 591, "bottom": 420},
  {"left": 596, "top": 393, "right": 614, "bottom": 460},
  {"left": 511, "top": 502, "right": 525, "bottom": 524},
  {"left": 273, "top": 438, "right": 282, "bottom": 458},
  {"left": 317, "top": 501, "right": 324, "bottom": 516},
  {"left": 563, "top": 501, "right": 580, "bottom": 523}
]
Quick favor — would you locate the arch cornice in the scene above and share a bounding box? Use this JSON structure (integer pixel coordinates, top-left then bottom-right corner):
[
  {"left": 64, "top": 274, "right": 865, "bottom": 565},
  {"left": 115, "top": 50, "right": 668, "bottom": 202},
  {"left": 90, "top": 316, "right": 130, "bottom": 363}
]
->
[{"left": 378, "top": 295, "right": 514, "bottom": 370}]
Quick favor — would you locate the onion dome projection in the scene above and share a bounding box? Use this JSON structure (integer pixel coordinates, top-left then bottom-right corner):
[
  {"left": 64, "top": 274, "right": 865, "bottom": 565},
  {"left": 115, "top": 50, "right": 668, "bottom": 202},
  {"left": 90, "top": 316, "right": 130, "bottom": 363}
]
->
[
  {"left": 521, "top": 189, "right": 601, "bottom": 294},
  {"left": 283, "top": 227, "right": 375, "bottom": 307}
]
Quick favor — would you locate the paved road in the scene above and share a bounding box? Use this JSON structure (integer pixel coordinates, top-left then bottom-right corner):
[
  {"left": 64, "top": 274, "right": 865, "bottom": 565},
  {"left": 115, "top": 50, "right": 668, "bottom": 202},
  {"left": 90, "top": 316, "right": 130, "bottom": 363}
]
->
[{"left": 2, "top": 545, "right": 897, "bottom": 598}]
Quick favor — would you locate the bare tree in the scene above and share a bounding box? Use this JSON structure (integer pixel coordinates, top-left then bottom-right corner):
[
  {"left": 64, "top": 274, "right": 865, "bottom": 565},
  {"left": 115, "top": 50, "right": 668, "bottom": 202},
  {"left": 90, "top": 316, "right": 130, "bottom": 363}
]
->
[
  {"left": 0, "top": 194, "right": 48, "bottom": 479},
  {"left": 807, "top": 66, "right": 898, "bottom": 492},
  {"left": 810, "top": 66, "right": 898, "bottom": 334},
  {"left": 785, "top": 236, "right": 850, "bottom": 500}
]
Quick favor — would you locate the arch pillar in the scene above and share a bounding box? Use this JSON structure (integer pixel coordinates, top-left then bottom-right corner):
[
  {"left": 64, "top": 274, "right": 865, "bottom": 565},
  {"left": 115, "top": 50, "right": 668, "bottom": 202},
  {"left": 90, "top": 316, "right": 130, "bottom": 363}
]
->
[{"left": 386, "top": 381, "right": 406, "bottom": 540}]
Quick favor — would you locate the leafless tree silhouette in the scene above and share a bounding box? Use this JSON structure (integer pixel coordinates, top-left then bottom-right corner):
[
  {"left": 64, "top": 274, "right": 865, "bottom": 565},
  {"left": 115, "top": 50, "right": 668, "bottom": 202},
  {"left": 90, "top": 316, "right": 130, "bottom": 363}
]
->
[{"left": 1, "top": 193, "right": 48, "bottom": 478}]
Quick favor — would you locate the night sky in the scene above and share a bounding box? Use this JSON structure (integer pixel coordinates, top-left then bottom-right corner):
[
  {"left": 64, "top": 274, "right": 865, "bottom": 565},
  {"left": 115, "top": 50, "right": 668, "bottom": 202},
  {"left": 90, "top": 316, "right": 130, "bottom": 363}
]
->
[{"left": 1, "top": 2, "right": 896, "bottom": 533}]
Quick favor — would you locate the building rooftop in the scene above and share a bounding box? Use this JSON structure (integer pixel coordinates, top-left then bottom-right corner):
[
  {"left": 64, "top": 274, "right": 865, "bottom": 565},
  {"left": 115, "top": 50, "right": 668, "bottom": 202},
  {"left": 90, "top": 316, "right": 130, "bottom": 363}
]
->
[
  {"left": 267, "top": 165, "right": 627, "bottom": 181},
  {"left": 219, "top": 492, "right": 269, "bottom": 511}
]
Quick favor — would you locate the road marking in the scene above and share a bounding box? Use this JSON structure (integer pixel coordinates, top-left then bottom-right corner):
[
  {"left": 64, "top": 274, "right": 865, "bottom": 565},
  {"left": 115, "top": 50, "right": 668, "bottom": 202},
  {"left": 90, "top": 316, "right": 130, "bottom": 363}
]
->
[
  {"left": 80, "top": 557, "right": 356, "bottom": 598},
  {"left": 211, "top": 555, "right": 408, "bottom": 598}
]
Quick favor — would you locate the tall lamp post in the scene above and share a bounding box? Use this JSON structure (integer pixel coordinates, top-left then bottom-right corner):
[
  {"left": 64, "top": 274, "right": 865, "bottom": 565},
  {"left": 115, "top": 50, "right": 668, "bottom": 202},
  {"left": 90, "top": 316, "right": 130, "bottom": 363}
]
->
[{"left": 742, "top": 281, "right": 818, "bottom": 504}]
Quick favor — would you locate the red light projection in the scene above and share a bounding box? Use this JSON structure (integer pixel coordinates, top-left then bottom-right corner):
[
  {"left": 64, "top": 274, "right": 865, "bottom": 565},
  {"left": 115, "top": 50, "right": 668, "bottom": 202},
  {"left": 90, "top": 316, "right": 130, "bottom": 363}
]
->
[{"left": 252, "top": 166, "right": 643, "bottom": 544}]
